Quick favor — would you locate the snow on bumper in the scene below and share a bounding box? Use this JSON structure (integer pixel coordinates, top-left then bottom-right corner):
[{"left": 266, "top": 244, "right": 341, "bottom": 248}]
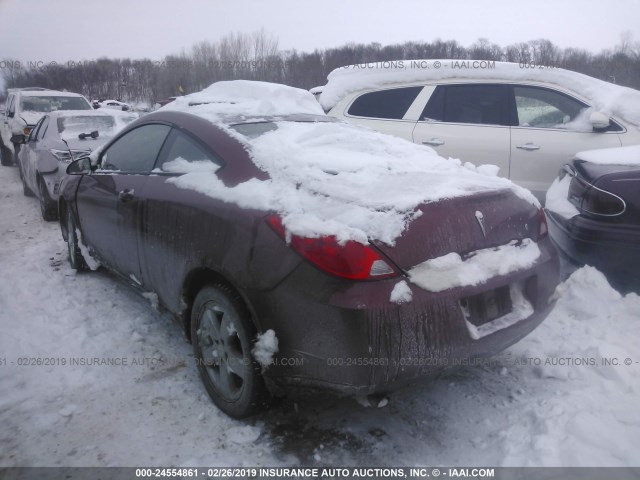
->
[
  {"left": 253, "top": 238, "right": 559, "bottom": 395},
  {"left": 545, "top": 176, "right": 579, "bottom": 220},
  {"left": 408, "top": 238, "right": 541, "bottom": 292}
]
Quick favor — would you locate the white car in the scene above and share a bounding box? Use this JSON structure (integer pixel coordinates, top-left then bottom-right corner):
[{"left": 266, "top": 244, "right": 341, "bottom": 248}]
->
[
  {"left": 16, "top": 109, "right": 136, "bottom": 220},
  {"left": 1, "top": 88, "right": 93, "bottom": 166},
  {"left": 93, "top": 99, "right": 132, "bottom": 111},
  {"left": 320, "top": 60, "right": 640, "bottom": 201}
]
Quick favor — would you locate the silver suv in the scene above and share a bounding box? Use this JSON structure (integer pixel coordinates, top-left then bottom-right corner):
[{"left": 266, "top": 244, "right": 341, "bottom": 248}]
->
[{"left": 1, "top": 88, "right": 92, "bottom": 166}]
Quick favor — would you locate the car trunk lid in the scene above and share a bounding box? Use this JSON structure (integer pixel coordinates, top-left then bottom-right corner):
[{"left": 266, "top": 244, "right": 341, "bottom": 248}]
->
[{"left": 373, "top": 189, "right": 541, "bottom": 271}]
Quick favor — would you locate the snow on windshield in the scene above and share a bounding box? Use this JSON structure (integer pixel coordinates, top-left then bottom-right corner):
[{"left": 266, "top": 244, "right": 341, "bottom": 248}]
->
[
  {"left": 57, "top": 113, "right": 135, "bottom": 141},
  {"left": 164, "top": 81, "right": 538, "bottom": 246},
  {"left": 319, "top": 60, "right": 640, "bottom": 126}
]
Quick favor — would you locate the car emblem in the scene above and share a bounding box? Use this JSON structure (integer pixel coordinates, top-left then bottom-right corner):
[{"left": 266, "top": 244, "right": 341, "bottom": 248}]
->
[{"left": 475, "top": 211, "right": 487, "bottom": 238}]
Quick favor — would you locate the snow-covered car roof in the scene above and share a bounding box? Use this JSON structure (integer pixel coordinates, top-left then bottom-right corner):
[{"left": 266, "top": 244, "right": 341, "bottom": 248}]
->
[
  {"left": 161, "top": 80, "right": 325, "bottom": 119},
  {"left": 319, "top": 60, "right": 640, "bottom": 126},
  {"left": 160, "top": 80, "right": 538, "bottom": 246},
  {"left": 17, "top": 89, "right": 88, "bottom": 98},
  {"left": 574, "top": 145, "right": 640, "bottom": 166}
]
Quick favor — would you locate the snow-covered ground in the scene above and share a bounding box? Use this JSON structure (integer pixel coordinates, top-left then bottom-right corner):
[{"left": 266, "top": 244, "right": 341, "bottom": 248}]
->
[{"left": 1, "top": 164, "right": 639, "bottom": 467}]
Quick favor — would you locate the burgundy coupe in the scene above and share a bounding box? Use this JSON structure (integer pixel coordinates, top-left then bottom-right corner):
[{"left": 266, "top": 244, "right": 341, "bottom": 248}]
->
[{"left": 59, "top": 82, "right": 559, "bottom": 418}]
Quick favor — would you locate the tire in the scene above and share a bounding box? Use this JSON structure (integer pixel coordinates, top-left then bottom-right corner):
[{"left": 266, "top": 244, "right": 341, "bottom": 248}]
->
[
  {"left": 0, "top": 142, "right": 13, "bottom": 167},
  {"left": 19, "top": 163, "right": 34, "bottom": 197},
  {"left": 66, "top": 210, "right": 88, "bottom": 271},
  {"left": 38, "top": 178, "right": 58, "bottom": 221},
  {"left": 191, "top": 284, "right": 269, "bottom": 418}
]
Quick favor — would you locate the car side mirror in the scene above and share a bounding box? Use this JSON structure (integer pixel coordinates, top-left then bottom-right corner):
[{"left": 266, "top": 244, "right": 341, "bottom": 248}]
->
[
  {"left": 66, "top": 155, "right": 93, "bottom": 175},
  {"left": 10, "top": 134, "right": 26, "bottom": 144},
  {"left": 590, "top": 111, "right": 610, "bottom": 131}
]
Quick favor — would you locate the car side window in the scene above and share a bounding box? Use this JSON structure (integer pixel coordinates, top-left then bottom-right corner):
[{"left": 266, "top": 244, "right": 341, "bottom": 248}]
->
[
  {"left": 347, "top": 86, "right": 423, "bottom": 120},
  {"left": 422, "top": 84, "right": 509, "bottom": 126},
  {"left": 101, "top": 124, "right": 171, "bottom": 173},
  {"left": 155, "top": 129, "right": 223, "bottom": 173},
  {"left": 513, "top": 86, "right": 589, "bottom": 130}
]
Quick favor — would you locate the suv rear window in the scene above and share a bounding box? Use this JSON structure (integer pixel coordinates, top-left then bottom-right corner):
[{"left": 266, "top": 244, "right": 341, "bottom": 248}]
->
[{"left": 347, "top": 86, "right": 422, "bottom": 120}]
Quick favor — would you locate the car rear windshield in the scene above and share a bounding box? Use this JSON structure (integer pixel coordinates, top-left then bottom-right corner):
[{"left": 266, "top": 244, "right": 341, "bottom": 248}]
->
[
  {"left": 230, "top": 117, "right": 336, "bottom": 139},
  {"left": 230, "top": 122, "right": 279, "bottom": 139},
  {"left": 20, "top": 96, "right": 91, "bottom": 112},
  {"left": 57, "top": 116, "right": 116, "bottom": 135},
  {"left": 347, "top": 86, "right": 423, "bottom": 119}
]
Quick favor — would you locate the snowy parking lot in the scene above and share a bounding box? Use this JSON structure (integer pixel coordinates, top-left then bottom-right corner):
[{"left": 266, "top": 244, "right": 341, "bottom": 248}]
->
[{"left": 1, "top": 163, "right": 639, "bottom": 467}]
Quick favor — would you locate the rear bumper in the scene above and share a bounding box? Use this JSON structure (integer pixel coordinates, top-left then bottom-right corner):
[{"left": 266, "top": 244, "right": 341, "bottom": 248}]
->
[
  {"left": 546, "top": 210, "right": 640, "bottom": 277},
  {"left": 250, "top": 238, "right": 560, "bottom": 395}
]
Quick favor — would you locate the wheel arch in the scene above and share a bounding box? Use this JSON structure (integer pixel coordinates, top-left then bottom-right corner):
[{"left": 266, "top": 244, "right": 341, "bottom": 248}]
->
[{"left": 180, "top": 267, "right": 261, "bottom": 343}]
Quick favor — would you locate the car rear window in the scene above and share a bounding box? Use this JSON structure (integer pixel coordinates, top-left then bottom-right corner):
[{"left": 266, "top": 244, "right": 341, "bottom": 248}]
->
[
  {"left": 422, "top": 85, "right": 509, "bottom": 126},
  {"left": 57, "top": 116, "right": 116, "bottom": 134},
  {"left": 20, "top": 96, "right": 92, "bottom": 112},
  {"left": 347, "top": 86, "right": 423, "bottom": 120},
  {"left": 230, "top": 122, "right": 279, "bottom": 139}
]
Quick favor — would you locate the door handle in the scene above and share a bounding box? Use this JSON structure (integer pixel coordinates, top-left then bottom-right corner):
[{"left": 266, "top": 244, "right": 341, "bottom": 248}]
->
[
  {"left": 422, "top": 138, "right": 445, "bottom": 146},
  {"left": 118, "top": 189, "right": 134, "bottom": 202},
  {"left": 516, "top": 143, "right": 541, "bottom": 151}
]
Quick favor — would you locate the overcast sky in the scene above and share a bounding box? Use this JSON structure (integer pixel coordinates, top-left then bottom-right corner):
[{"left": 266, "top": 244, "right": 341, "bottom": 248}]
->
[{"left": 0, "top": 0, "right": 638, "bottom": 63}]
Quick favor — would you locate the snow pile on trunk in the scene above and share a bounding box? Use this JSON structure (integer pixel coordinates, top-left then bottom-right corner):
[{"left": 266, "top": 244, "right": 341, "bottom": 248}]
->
[
  {"left": 319, "top": 60, "right": 640, "bottom": 126},
  {"left": 575, "top": 145, "right": 640, "bottom": 166},
  {"left": 252, "top": 329, "right": 279, "bottom": 367},
  {"left": 408, "top": 239, "right": 541, "bottom": 292},
  {"left": 165, "top": 81, "right": 538, "bottom": 245},
  {"left": 162, "top": 80, "right": 324, "bottom": 120}
]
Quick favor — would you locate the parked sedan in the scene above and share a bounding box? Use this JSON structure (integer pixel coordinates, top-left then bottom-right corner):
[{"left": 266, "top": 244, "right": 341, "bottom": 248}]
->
[
  {"left": 93, "top": 99, "right": 132, "bottom": 111},
  {"left": 16, "top": 109, "right": 136, "bottom": 220},
  {"left": 545, "top": 145, "right": 640, "bottom": 290},
  {"left": 320, "top": 60, "right": 640, "bottom": 202},
  {"left": 59, "top": 81, "right": 559, "bottom": 418}
]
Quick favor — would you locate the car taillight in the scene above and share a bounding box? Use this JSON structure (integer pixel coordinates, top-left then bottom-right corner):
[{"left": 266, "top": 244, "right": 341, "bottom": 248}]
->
[
  {"left": 538, "top": 208, "right": 548, "bottom": 237},
  {"left": 568, "top": 176, "right": 625, "bottom": 217},
  {"left": 581, "top": 186, "right": 626, "bottom": 216},
  {"left": 567, "top": 175, "right": 588, "bottom": 209},
  {"left": 50, "top": 149, "right": 91, "bottom": 163},
  {"left": 23, "top": 127, "right": 33, "bottom": 136},
  {"left": 266, "top": 215, "right": 398, "bottom": 280}
]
